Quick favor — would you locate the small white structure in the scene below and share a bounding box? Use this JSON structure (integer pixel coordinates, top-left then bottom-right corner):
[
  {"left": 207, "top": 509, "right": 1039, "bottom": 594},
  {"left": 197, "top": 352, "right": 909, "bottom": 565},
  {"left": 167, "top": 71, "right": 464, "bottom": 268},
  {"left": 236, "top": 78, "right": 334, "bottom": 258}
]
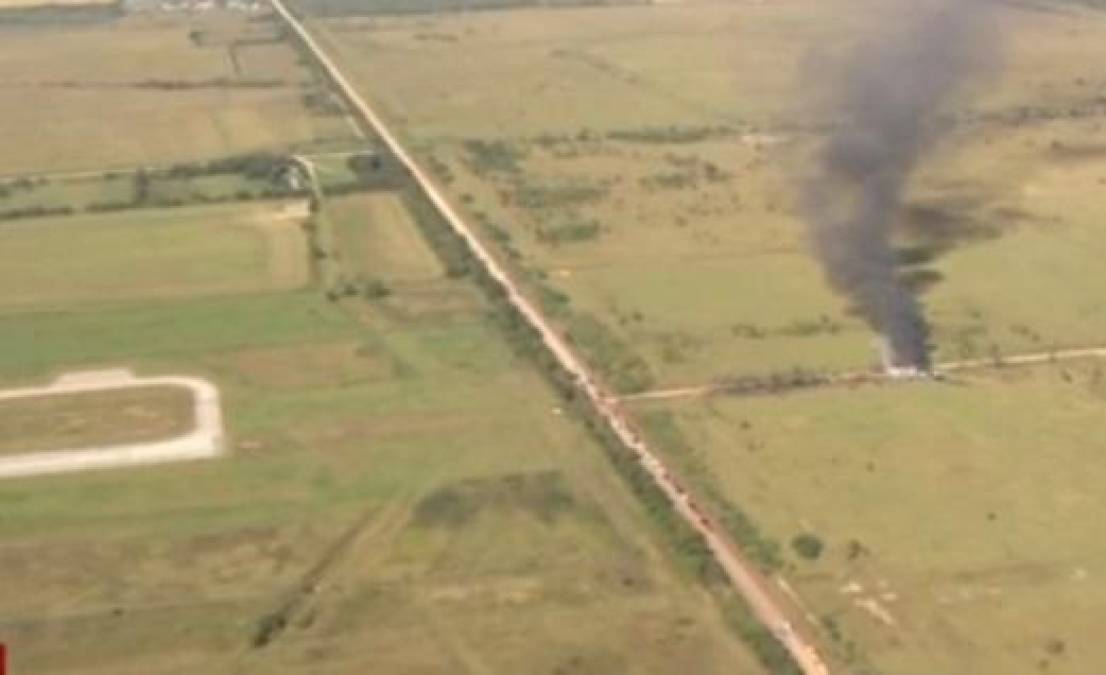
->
[
  {"left": 0, "top": 369, "right": 226, "bottom": 479},
  {"left": 876, "top": 338, "right": 931, "bottom": 379}
]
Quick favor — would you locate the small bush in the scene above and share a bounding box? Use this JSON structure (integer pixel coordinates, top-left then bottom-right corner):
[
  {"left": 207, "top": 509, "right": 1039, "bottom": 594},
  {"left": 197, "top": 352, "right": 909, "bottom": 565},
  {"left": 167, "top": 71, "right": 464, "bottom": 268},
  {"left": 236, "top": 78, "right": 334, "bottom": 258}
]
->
[
  {"left": 412, "top": 471, "right": 576, "bottom": 528},
  {"left": 462, "top": 139, "right": 525, "bottom": 174},
  {"left": 360, "top": 278, "right": 392, "bottom": 299},
  {"left": 791, "top": 533, "right": 824, "bottom": 560},
  {"left": 513, "top": 182, "right": 606, "bottom": 210},
  {"left": 536, "top": 218, "right": 601, "bottom": 244}
]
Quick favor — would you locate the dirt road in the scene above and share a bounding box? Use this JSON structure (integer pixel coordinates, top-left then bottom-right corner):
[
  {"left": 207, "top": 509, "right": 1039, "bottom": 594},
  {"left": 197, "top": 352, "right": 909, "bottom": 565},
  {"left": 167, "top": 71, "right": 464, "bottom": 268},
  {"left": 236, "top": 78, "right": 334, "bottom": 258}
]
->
[
  {"left": 622, "top": 345, "right": 1106, "bottom": 403},
  {"left": 940, "top": 345, "right": 1106, "bottom": 371},
  {"left": 0, "top": 369, "right": 225, "bottom": 479},
  {"left": 267, "top": 4, "right": 831, "bottom": 673}
]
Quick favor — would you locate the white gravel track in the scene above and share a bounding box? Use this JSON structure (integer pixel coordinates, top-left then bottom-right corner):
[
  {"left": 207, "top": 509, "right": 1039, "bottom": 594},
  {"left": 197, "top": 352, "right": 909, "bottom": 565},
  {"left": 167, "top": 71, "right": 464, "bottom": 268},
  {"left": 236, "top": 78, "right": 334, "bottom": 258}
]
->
[{"left": 0, "top": 369, "right": 225, "bottom": 479}]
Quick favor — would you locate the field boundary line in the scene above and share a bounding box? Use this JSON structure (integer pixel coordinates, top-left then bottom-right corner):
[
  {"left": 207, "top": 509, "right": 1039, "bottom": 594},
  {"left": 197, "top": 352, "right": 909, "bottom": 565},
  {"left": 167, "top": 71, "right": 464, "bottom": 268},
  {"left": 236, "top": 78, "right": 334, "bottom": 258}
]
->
[
  {"left": 269, "top": 3, "right": 830, "bottom": 673},
  {"left": 621, "top": 345, "right": 1106, "bottom": 403}
]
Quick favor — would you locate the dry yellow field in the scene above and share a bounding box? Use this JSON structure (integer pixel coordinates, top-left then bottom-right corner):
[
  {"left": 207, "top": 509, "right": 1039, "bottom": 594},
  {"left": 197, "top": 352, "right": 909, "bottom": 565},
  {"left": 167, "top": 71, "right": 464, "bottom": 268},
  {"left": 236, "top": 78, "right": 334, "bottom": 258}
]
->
[
  {"left": 0, "top": 0, "right": 112, "bottom": 6},
  {"left": 0, "top": 14, "right": 357, "bottom": 174},
  {"left": 635, "top": 361, "right": 1106, "bottom": 675},
  {"left": 298, "top": 1, "right": 1106, "bottom": 672},
  {"left": 308, "top": 0, "right": 1106, "bottom": 384}
]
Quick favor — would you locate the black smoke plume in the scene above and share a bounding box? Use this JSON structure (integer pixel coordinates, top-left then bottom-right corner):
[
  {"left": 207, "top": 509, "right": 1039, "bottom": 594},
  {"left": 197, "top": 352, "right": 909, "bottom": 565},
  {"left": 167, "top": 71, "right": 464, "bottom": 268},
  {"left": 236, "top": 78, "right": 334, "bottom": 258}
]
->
[{"left": 803, "top": 0, "right": 996, "bottom": 369}]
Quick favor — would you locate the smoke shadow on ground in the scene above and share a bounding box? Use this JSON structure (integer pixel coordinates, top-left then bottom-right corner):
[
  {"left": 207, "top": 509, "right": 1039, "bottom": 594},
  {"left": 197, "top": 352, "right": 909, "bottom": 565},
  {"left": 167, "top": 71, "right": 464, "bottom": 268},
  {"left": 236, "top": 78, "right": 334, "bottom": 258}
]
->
[
  {"left": 890, "top": 192, "right": 1025, "bottom": 294},
  {"left": 1047, "top": 140, "right": 1106, "bottom": 162}
]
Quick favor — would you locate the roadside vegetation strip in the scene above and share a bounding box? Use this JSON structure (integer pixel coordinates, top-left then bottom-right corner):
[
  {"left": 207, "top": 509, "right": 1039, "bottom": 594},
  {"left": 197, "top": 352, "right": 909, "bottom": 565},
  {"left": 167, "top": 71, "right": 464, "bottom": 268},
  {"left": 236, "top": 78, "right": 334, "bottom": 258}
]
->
[
  {"left": 0, "top": 369, "right": 225, "bottom": 479},
  {"left": 620, "top": 345, "right": 1106, "bottom": 403},
  {"left": 271, "top": 3, "right": 827, "bottom": 673}
]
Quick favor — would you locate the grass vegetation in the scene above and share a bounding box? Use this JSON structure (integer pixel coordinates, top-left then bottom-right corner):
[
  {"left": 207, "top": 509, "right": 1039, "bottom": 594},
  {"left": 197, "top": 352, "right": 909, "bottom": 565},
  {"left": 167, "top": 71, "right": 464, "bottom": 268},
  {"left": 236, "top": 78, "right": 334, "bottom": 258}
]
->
[
  {"left": 0, "top": 385, "right": 194, "bottom": 455},
  {"left": 0, "top": 0, "right": 120, "bottom": 23},
  {"left": 374, "top": 141, "right": 801, "bottom": 673},
  {"left": 0, "top": 156, "right": 767, "bottom": 673},
  {"left": 0, "top": 11, "right": 356, "bottom": 174},
  {"left": 0, "top": 202, "right": 310, "bottom": 312},
  {"left": 328, "top": 192, "right": 443, "bottom": 283},
  {"left": 292, "top": 0, "right": 643, "bottom": 18},
  {"left": 310, "top": 0, "right": 1106, "bottom": 385},
  {"left": 635, "top": 362, "right": 1106, "bottom": 674},
  {"left": 0, "top": 152, "right": 305, "bottom": 217},
  {"left": 302, "top": 1, "right": 1106, "bottom": 672},
  {"left": 0, "top": 0, "right": 116, "bottom": 7}
]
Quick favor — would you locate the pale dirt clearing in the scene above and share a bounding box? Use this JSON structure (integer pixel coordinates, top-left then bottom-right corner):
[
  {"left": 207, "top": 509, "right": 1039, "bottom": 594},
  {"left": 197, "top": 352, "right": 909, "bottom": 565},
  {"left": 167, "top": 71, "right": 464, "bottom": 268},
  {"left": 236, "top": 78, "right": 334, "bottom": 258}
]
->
[
  {"left": 0, "top": 369, "right": 225, "bottom": 479},
  {"left": 0, "top": 384, "right": 193, "bottom": 455}
]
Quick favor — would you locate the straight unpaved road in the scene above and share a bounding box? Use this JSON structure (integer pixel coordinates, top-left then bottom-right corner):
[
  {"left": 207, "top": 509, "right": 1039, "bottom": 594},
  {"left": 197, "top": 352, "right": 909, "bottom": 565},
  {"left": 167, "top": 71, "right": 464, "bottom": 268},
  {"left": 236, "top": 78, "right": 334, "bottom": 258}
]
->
[
  {"left": 622, "top": 345, "right": 1106, "bottom": 403},
  {"left": 268, "top": 3, "right": 831, "bottom": 673}
]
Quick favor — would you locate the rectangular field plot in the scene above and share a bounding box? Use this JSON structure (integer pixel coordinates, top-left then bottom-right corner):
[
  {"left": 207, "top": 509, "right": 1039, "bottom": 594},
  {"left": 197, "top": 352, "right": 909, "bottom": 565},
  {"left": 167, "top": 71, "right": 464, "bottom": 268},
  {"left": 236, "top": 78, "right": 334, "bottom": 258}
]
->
[
  {"left": 307, "top": 3, "right": 821, "bottom": 139},
  {"left": 0, "top": 203, "right": 310, "bottom": 310},
  {"left": 0, "top": 385, "right": 193, "bottom": 455},
  {"left": 309, "top": 0, "right": 1106, "bottom": 139},
  {"left": 637, "top": 361, "right": 1106, "bottom": 674},
  {"left": 0, "top": 14, "right": 356, "bottom": 174},
  {"left": 329, "top": 192, "right": 443, "bottom": 283}
]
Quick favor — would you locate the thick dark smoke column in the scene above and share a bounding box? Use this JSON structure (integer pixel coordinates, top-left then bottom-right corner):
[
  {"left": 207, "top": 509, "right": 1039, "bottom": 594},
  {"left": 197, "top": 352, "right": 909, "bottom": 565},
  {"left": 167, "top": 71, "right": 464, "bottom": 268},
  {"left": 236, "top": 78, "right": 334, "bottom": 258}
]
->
[{"left": 803, "top": 0, "right": 995, "bottom": 369}]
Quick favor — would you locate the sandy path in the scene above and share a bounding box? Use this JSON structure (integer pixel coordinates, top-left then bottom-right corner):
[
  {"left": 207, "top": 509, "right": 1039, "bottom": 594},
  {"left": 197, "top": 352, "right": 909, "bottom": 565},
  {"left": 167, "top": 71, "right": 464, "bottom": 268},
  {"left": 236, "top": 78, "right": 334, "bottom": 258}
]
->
[
  {"left": 0, "top": 369, "right": 225, "bottom": 479},
  {"left": 622, "top": 345, "right": 1106, "bottom": 403}
]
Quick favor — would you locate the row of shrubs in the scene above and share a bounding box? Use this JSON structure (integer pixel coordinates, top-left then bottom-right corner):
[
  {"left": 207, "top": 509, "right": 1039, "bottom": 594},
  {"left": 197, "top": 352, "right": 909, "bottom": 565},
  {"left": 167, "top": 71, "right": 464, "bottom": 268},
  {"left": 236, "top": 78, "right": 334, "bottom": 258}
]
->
[
  {"left": 0, "top": 183, "right": 302, "bottom": 223},
  {"left": 162, "top": 152, "right": 288, "bottom": 180},
  {"left": 607, "top": 124, "right": 737, "bottom": 144},
  {"left": 638, "top": 411, "right": 785, "bottom": 572},
  {"left": 464, "top": 208, "right": 648, "bottom": 392},
  {"left": 0, "top": 205, "right": 74, "bottom": 222},
  {"left": 88, "top": 188, "right": 302, "bottom": 213}
]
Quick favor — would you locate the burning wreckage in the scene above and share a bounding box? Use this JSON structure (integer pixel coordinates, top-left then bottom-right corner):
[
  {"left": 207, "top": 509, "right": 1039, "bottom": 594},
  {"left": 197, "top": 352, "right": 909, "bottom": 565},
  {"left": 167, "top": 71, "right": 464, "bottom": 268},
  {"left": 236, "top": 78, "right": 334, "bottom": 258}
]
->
[{"left": 802, "top": 0, "right": 995, "bottom": 375}]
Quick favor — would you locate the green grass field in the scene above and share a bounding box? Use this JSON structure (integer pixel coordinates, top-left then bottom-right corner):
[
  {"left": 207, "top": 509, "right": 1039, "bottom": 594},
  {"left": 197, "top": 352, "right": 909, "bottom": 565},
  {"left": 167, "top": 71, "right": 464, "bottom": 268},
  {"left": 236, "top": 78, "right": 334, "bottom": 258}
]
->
[
  {"left": 0, "top": 298, "right": 765, "bottom": 675},
  {"left": 4, "top": 0, "right": 1102, "bottom": 671},
  {"left": 297, "top": 0, "right": 1106, "bottom": 671},
  {"left": 0, "top": 202, "right": 310, "bottom": 311},
  {"left": 0, "top": 183, "right": 767, "bottom": 673},
  {"left": 632, "top": 361, "right": 1106, "bottom": 674},
  {"left": 329, "top": 192, "right": 444, "bottom": 283}
]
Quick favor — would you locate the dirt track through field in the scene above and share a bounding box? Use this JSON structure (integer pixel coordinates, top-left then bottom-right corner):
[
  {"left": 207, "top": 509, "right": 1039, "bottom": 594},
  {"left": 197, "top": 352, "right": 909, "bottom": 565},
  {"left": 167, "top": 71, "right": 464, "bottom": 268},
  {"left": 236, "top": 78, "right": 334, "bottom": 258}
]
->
[
  {"left": 0, "top": 369, "right": 225, "bottom": 479},
  {"left": 621, "top": 345, "right": 1106, "bottom": 403},
  {"left": 269, "top": 3, "right": 831, "bottom": 672}
]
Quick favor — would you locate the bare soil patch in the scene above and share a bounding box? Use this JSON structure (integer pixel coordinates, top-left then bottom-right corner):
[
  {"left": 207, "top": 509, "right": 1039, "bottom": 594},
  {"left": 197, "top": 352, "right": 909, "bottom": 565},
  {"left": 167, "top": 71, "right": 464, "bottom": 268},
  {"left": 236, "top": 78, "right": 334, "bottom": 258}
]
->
[{"left": 0, "top": 385, "right": 194, "bottom": 455}]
